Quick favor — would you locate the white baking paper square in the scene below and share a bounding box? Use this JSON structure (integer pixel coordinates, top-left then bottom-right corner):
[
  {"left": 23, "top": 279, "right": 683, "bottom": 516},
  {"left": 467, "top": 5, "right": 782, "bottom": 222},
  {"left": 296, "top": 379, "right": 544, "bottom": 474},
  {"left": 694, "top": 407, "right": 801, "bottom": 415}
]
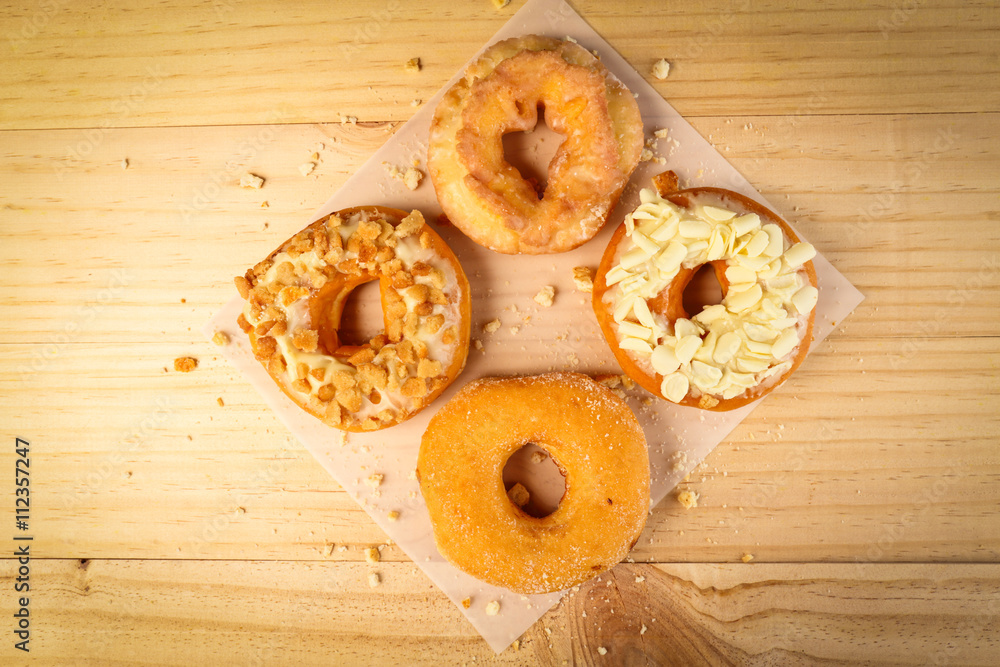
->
[{"left": 206, "top": 0, "right": 864, "bottom": 652}]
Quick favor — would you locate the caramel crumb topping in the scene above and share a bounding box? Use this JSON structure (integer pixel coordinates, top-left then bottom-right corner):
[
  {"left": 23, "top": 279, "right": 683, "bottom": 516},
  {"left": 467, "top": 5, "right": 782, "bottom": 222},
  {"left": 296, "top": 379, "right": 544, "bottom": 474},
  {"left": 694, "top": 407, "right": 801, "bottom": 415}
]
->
[
  {"left": 173, "top": 357, "right": 197, "bottom": 372},
  {"left": 507, "top": 483, "right": 530, "bottom": 507}
]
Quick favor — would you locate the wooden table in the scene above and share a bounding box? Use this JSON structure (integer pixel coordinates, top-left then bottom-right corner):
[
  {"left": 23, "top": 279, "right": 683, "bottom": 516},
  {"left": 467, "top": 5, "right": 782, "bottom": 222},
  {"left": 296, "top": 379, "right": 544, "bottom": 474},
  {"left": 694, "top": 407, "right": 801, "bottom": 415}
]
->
[{"left": 3, "top": 0, "right": 999, "bottom": 663}]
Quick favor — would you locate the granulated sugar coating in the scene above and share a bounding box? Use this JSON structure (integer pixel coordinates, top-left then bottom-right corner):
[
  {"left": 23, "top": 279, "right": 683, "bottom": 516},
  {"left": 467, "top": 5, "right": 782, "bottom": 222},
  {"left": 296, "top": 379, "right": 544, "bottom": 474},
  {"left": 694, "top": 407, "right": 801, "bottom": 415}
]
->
[{"left": 417, "top": 372, "right": 650, "bottom": 594}]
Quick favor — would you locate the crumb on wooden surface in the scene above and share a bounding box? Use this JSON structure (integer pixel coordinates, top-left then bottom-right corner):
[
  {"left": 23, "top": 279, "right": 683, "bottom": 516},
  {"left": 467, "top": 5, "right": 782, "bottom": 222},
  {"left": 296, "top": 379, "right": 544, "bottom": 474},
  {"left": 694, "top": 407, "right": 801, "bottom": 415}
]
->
[
  {"left": 652, "top": 58, "right": 671, "bottom": 80},
  {"left": 173, "top": 357, "right": 197, "bottom": 372},
  {"left": 239, "top": 172, "right": 264, "bottom": 189},
  {"left": 676, "top": 489, "right": 699, "bottom": 509}
]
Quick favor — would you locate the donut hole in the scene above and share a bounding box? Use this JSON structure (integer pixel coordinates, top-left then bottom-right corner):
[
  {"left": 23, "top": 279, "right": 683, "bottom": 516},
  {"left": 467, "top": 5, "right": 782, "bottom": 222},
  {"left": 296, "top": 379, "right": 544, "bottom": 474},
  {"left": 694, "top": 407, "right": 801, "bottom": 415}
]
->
[
  {"left": 335, "top": 279, "right": 385, "bottom": 348},
  {"left": 682, "top": 263, "right": 725, "bottom": 317},
  {"left": 501, "top": 443, "right": 566, "bottom": 519},
  {"left": 501, "top": 104, "right": 565, "bottom": 198}
]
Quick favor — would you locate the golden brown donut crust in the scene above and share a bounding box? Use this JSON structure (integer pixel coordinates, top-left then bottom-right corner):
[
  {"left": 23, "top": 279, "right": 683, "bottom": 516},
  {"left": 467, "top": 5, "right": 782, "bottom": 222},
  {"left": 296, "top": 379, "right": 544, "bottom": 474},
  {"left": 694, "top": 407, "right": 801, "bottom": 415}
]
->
[
  {"left": 417, "top": 372, "right": 650, "bottom": 594},
  {"left": 428, "top": 35, "right": 643, "bottom": 254}
]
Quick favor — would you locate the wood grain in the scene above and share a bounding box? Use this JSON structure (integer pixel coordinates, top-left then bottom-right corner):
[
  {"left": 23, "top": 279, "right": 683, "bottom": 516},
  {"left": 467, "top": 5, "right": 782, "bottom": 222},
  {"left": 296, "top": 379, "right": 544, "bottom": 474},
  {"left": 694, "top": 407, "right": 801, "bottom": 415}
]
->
[
  {"left": 2, "top": 0, "right": 999, "bottom": 662},
  {"left": 1, "top": 335, "right": 996, "bottom": 562},
  {"left": 1, "top": 559, "right": 996, "bottom": 665},
  {"left": 1, "top": 112, "right": 997, "bottom": 344},
  {"left": 2, "top": 1, "right": 999, "bottom": 130}
]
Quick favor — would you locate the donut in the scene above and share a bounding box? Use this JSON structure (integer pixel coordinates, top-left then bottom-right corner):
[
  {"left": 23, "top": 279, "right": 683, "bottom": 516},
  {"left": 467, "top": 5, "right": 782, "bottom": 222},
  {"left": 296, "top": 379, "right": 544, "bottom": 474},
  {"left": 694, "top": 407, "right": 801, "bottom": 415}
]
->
[
  {"left": 417, "top": 372, "right": 650, "bottom": 594},
  {"left": 235, "top": 206, "right": 471, "bottom": 431},
  {"left": 428, "top": 35, "right": 644, "bottom": 254},
  {"left": 593, "top": 174, "right": 819, "bottom": 411}
]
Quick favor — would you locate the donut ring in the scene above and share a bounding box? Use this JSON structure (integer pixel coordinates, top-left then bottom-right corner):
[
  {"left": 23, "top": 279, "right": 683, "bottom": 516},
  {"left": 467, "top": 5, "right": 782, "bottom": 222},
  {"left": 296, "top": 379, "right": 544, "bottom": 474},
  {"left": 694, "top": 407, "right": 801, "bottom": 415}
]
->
[
  {"left": 235, "top": 206, "right": 471, "bottom": 431},
  {"left": 417, "top": 372, "right": 650, "bottom": 594},
  {"left": 593, "top": 174, "right": 819, "bottom": 411},
  {"left": 428, "top": 35, "right": 644, "bottom": 254}
]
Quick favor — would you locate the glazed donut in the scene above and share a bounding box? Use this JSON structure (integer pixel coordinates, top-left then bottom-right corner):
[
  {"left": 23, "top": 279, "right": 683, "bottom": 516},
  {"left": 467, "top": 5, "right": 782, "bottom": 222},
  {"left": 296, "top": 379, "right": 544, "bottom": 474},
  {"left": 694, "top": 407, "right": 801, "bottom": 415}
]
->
[
  {"left": 417, "top": 372, "right": 650, "bottom": 594},
  {"left": 235, "top": 206, "right": 471, "bottom": 431},
  {"left": 593, "top": 174, "right": 819, "bottom": 411},
  {"left": 428, "top": 35, "right": 643, "bottom": 254}
]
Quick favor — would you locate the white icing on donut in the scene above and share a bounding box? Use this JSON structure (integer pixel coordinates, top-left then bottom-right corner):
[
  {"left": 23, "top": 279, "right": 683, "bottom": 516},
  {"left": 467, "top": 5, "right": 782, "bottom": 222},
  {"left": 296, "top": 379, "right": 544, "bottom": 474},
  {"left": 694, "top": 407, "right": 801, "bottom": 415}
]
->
[{"left": 603, "top": 188, "right": 817, "bottom": 403}]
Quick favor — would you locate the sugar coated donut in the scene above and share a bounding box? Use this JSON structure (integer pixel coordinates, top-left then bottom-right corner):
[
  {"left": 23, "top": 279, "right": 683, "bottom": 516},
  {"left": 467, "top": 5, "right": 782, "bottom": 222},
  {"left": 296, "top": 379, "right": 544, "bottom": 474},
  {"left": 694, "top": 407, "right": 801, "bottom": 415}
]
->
[
  {"left": 593, "top": 174, "right": 819, "bottom": 411},
  {"left": 428, "top": 35, "right": 643, "bottom": 254},
  {"left": 417, "top": 372, "right": 650, "bottom": 594},
  {"left": 235, "top": 206, "right": 471, "bottom": 431}
]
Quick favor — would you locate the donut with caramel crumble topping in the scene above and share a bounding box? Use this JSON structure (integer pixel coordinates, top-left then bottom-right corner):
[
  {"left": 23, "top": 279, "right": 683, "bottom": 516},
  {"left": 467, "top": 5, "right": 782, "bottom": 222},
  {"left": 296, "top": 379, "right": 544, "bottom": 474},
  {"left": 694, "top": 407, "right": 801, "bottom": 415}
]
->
[
  {"left": 235, "top": 206, "right": 471, "bottom": 431},
  {"left": 417, "top": 372, "right": 649, "bottom": 594}
]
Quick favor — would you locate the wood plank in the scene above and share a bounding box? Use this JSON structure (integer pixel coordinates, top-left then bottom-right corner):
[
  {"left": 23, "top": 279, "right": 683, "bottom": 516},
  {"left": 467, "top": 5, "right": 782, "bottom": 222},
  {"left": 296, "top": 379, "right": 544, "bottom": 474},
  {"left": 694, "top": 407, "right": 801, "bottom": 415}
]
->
[
  {"left": 2, "top": 1, "right": 999, "bottom": 130},
  {"left": 2, "top": 337, "right": 997, "bottom": 561},
  {"left": 1, "top": 112, "right": 998, "bottom": 343},
  {"left": 1, "top": 559, "right": 996, "bottom": 664}
]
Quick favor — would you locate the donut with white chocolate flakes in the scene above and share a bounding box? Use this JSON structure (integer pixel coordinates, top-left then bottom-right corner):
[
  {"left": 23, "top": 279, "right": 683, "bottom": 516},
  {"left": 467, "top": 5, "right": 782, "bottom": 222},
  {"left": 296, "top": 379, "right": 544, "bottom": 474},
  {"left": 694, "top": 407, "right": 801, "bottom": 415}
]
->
[
  {"left": 235, "top": 206, "right": 471, "bottom": 431},
  {"left": 593, "top": 173, "right": 819, "bottom": 411}
]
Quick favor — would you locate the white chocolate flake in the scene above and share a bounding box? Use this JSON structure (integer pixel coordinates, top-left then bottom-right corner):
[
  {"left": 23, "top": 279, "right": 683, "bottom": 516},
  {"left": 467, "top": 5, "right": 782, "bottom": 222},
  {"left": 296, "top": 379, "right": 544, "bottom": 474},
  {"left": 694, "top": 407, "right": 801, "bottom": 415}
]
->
[{"left": 603, "top": 188, "right": 817, "bottom": 405}]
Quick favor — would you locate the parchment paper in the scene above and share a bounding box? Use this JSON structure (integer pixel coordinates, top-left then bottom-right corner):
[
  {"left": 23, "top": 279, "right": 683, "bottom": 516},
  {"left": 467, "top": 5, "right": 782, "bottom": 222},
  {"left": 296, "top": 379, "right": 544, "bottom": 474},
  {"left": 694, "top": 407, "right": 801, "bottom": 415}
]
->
[{"left": 205, "top": 0, "right": 865, "bottom": 652}]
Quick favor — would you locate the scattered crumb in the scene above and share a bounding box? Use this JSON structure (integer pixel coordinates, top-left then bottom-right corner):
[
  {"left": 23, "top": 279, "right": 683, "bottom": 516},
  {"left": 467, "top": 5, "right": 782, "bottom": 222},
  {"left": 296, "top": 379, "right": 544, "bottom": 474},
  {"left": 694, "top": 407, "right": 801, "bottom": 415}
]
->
[
  {"left": 473, "top": 339, "right": 484, "bottom": 352},
  {"left": 216, "top": 397, "right": 224, "bottom": 407},
  {"left": 635, "top": 575, "right": 645, "bottom": 583},
  {"left": 410, "top": 99, "right": 421, "bottom": 107},
  {"left": 483, "top": 318, "right": 501, "bottom": 334},
  {"left": 298, "top": 162, "right": 316, "bottom": 177},
  {"left": 387, "top": 510, "right": 400, "bottom": 522},
  {"left": 491, "top": 0, "right": 510, "bottom": 8},
  {"left": 239, "top": 172, "right": 264, "bottom": 189},
  {"left": 654, "top": 128, "right": 670, "bottom": 139},
  {"left": 741, "top": 553, "right": 755, "bottom": 563},
  {"left": 368, "top": 572, "right": 380, "bottom": 588},
  {"left": 340, "top": 114, "right": 358, "bottom": 125},
  {"left": 652, "top": 58, "right": 671, "bottom": 80},
  {"left": 404, "top": 57, "right": 421, "bottom": 73},
  {"left": 530, "top": 450, "right": 548, "bottom": 464},
  {"left": 235, "top": 506, "right": 246, "bottom": 515},
  {"left": 640, "top": 624, "right": 648, "bottom": 635},
  {"left": 512, "top": 639, "right": 520, "bottom": 651},
  {"left": 462, "top": 597, "right": 472, "bottom": 609},
  {"left": 639, "top": 148, "right": 654, "bottom": 162},
  {"left": 485, "top": 600, "right": 500, "bottom": 616},
  {"left": 507, "top": 483, "right": 530, "bottom": 507},
  {"left": 572, "top": 266, "right": 594, "bottom": 292},
  {"left": 212, "top": 331, "right": 229, "bottom": 346},
  {"left": 173, "top": 357, "right": 197, "bottom": 372},
  {"left": 260, "top": 201, "right": 269, "bottom": 208},
  {"left": 533, "top": 285, "right": 555, "bottom": 307},
  {"left": 407, "top": 469, "right": 418, "bottom": 481},
  {"left": 121, "top": 158, "right": 129, "bottom": 170},
  {"left": 364, "top": 473, "right": 384, "bottom": 488},
  {"left": 402, "top": 167, "right": 423, "bottom": 190},
  {"left": 323, "top": 543, "right": 335, "bottom": 557},
  {"left": 676, "top": 489, "right": 699, "bottom": 509},
  {"left": 365, "top": 547, "right": 380, "bottom": 564},
  {"left": 597, "top": 647, "right": 608, "bottom": 656}
]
